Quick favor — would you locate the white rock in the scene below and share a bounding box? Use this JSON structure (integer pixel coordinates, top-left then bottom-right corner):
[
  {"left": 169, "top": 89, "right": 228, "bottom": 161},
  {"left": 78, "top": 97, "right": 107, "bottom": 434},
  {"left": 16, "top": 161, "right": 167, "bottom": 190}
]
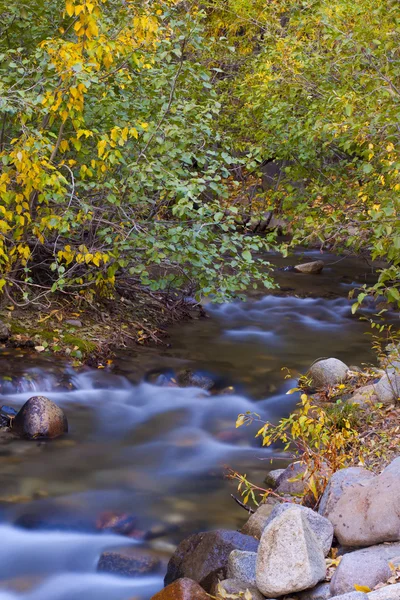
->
[
  {"left": 256, "top": 506, "right": 326, "bottom": 597},
  {"left": 308, "top": 358, "right": 349, "bottom": 388},
  {"left": 265, "top": 503, "right": 333, "bottom": 556},
  {"left": 368, "top": 582, "right": 400, "bottom": 600}
]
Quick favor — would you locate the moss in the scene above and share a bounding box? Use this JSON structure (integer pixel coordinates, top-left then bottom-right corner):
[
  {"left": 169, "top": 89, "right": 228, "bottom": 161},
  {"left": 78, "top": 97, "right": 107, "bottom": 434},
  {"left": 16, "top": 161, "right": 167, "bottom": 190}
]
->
[{"left": 61, "top": 333, "right": 97, "bottom": 353}]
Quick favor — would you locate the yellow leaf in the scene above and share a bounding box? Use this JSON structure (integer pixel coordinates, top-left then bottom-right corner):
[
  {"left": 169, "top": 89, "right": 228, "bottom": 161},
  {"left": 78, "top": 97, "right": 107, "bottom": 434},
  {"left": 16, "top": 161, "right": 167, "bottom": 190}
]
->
[
  {"left": 65, "top": 1, "right": 74, "bottom": 17},
  {"left": 354, "top": 585, "right": 371, "bottom": 593},
  {"left": 97, "top": 139, "right": 107, "bottom": 158}
]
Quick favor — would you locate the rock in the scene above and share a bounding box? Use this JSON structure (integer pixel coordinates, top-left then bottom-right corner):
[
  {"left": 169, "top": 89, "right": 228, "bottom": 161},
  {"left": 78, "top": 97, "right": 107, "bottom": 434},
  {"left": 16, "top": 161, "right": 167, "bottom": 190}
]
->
[
  {"left": 348, "top": 385, "right": 377, "bottom": 408},
  {"left": 227, "top": 550, "right": 257, "bottom": 586},
  {"left": 97, "top": 547, "right": 161, "bottom": 576},
  {"left": 256, "top": 506, "right": 326, "bottom": 597},
  {"left": 308, "top": 358, "right": 349, "bottom": 388},
  {"left": 368, "top": 583, "right": 400, "bottom": 600},
  {"left": 176, "top": 370, "right": 215, "bottom": 391},
  {"left": 327, "top": 458, "right": 400, "bottom": 547},
  {"left": 329, "top": 543, "right": 400, "bottom": 596},
  {"left": 12, "top": 396, "right": 68, "bottom": 440},
  {"left": 241, "top": 503, "right": 276, "bottom": 539},
  {"left": 164, "top": 529, "right": 259, "bottom": 592},
  {"left": 264, "top": 469, "right": 286, "bottom": 488},
  {"left": 318, "top": 467, "right": 373, "bottom": 519},
  {"left": 374, "top": 373, "right": 400, "bottom": 404},
  {"left": 298, "top": 582, "right": 332, "bottom": 600},
  {"left": 265, "top": 503, "right": 333, "bottom": 556},
  {"left": 0, "top": 320, "right": 10, "bottom": 342},
  {"left": 275, "top": 461, "right": 308, "bottom": 495},
  {"left": 96, "top": 511, "right": 140, "bottom": 537},
  {"left": 150, "top": 578, "right": 209, "bottom": 600},
  {"left": 65, "top": 319, "right": 83, "bottom": 327},
  {"left": 330, "top": 594, "right": 368, "bottom": 600},
  {"left": 294, "top": 260, "right": 325, "bottom": 274},
  {"left": 214, "top": 578, "right": 265, "bottom": 600}
]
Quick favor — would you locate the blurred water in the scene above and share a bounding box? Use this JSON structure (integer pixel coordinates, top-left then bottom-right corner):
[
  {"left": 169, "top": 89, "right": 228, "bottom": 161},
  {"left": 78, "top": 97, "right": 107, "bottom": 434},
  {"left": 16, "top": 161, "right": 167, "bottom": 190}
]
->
[{"left": 0, "top": 251, "right": 385, "bottom": 600}]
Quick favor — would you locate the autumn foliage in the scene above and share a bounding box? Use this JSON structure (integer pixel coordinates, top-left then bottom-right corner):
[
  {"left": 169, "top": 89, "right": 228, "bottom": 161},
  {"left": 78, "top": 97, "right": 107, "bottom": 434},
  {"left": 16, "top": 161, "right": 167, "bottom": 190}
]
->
[{"left": 0, "top": 0, "right": 399, "bottom": 306}]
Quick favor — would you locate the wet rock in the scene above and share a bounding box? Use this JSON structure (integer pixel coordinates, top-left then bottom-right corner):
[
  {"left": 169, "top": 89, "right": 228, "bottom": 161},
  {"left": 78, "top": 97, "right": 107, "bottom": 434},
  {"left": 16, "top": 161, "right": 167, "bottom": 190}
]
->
[
  {"left": 264, "top": 468, "right": 286, "bottom": 488},
  {"left": 164, "top": 529, "right": 259, "bottom": 592},
  {"left": 97, "top": 547, "right": 161, "bottom": 576},
  {"left": 176, "top": 369, "right": 216, "bottom": 391},
  {"left": 374, "top": 373, "right": 400, "bottom": 404},
  {"left": 318, "top": 467, "right": 373, "bottom": 519},
  {"left": 227, "top": 550, "right": 257, "bottom": 586},
  {"left": 12, "top": 396, "right": 68, "bottom": 440},
  {"left": 146, "top": 370, "right": 179, "bottom": 388},
  {"left": 0, "top": 405, "right": 17, "bottom": 427},
  {"left": 241, "top": 503, "right": 276, "bottom": 539},
  {"left": 150, "top": 578, "right": 209, "bottom": 600},
  {"left": 96, "top": 511, "right": 140, "bottom": 537},
  {"left": 214, "top": 578, "right": 265, "bottom": 600},
  {"left": 0, "top": 320, "right": 10, "bottom": 342},
  {"left": 256, "top": 506, "right": 326, "bottom": 597},
  {"left": 294, "top": 260, "right": 325, "bottom": 274},
  {"left": 330, "top": 543, "right": 400, "bottom": 596},
  {"left": 327, "top": 458, "right": 400, "bottom": 546},
  {"left": 368, "top": 583, "right": 400, "bottom": 600},
  {"left": 308, "top": 358, "right": 349, "bottom": 388},
  {"left": 265, "top": 503, "right": 333, "bottom": 556},
  {"left": 298, "top": 582, "right": 332, "bottom": 600}
]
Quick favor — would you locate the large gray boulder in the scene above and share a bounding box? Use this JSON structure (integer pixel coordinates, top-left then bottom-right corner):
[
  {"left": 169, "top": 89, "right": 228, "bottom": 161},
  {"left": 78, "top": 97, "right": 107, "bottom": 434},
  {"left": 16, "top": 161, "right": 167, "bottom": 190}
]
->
[
  {"left": 326, "top": 458, "right": 400, "bottom": 547},
  {"left": 256, "top": 506, "right": 326, "bottom": 597},
  {"left": 265, "top": 503, "right": 333, "bottom": 556},
  {"left": 318, "top": 467, "right": 373, "bottom": 519},
  {"left": 227, "top": 550, "right": 257, "bottom": 586},
  {"left": 368, "top": 583, "right": 400, "bottom": 600},
  {"left": 330, "top": 543, "right": 400, "bottom": 596},
  {"left": 164, "top": 529, "right": 259, "bottom": 592},
  {"left": 241, "top": 503, "right": 276, "bottom": 539},
  {"left": 308, "top": 358, "right": 349, "bottom": 388}
]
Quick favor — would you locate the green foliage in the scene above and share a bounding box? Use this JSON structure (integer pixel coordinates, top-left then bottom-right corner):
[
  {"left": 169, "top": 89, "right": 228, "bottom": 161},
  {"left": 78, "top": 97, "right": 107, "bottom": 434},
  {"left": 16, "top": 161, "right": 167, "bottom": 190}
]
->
[
  {"left": 0, "top": 0, "right": 276, "bottom": 305},
  {"left": 235, "top": 393, "right": 363, "bottom": 504},
  {"left": 204, "top": 0, "right": 400, "bottom": 307}
]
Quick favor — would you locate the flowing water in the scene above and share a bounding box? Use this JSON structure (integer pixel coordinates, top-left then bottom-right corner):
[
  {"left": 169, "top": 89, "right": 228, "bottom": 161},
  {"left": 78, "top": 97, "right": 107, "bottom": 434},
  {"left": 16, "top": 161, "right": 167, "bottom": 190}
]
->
[{"left": 0, "top": 251, "right": 386, "bottom": 600}]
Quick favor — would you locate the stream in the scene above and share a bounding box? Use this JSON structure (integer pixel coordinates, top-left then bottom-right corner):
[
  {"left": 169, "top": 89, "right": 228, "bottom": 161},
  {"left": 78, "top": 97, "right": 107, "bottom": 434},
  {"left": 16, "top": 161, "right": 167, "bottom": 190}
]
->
[{"left": 0, "top": 251, "right": 383, "bottom": 600}]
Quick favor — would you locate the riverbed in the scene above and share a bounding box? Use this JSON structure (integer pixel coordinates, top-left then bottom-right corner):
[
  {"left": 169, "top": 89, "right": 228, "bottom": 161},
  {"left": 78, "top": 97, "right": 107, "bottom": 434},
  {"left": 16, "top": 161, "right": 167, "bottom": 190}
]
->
[{"left": 0, "top": 251, "right": 382, "bottom": 600}]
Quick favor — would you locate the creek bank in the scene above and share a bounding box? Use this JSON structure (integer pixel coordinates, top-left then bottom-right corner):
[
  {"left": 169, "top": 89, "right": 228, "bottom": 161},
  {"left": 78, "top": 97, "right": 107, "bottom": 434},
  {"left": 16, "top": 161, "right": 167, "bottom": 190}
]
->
[
  {"left": 151, "top": 352, "right": 400, "bottom": 600},
  {"left": 0, "top": 290, "right": 200, "bottom": 367}
]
